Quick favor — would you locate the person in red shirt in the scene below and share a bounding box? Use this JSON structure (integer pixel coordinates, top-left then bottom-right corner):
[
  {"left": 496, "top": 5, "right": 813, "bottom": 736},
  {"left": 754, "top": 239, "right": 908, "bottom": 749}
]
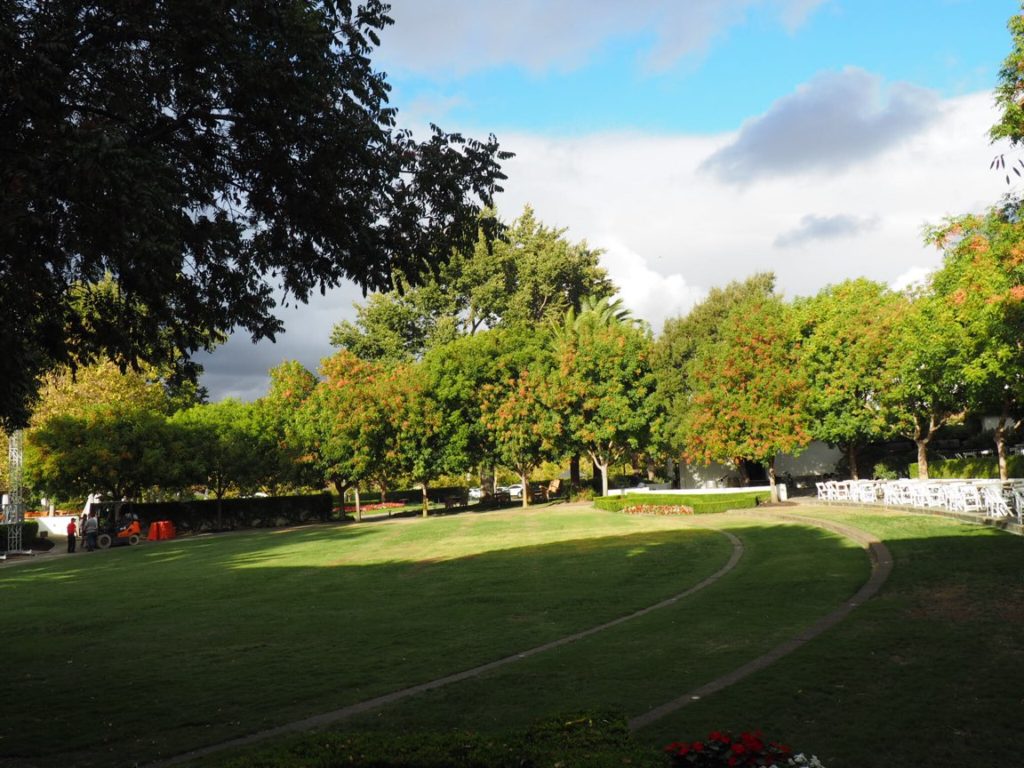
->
[{"left": 66, "top": 517, "right": 77, "bottom": 553}]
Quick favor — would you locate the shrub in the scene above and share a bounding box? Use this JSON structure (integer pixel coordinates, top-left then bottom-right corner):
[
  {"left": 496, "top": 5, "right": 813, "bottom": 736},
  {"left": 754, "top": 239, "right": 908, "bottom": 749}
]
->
[
  {"left": 0, "top": 521, "right": 40, "bottom": 551},
  {"left": 909, "top": 455, "right": 1024, "bottom": 479},
  {"left": 92, "top": 493, "right": 333, "bottom": 534},
  {"left": 219, "top": 712, "right": 660, "bottom": 768},
  {"left": 595, "top": 491, "right": 768, "bottom": 515}
]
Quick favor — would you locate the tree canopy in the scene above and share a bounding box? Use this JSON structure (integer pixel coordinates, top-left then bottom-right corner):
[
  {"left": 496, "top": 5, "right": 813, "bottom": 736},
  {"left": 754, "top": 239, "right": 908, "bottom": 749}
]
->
[{"left": 0, "top": 0, "right": 510, "bottom": 429}]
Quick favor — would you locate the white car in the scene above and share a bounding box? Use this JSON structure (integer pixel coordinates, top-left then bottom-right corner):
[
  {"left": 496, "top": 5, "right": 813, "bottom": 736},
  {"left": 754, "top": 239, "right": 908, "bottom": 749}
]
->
[
  {"left": 507, "top": 483, "right": 524, "bottom": 499},
  {"left": 468, "top": 487, "right": 483, "bottom": 500}
]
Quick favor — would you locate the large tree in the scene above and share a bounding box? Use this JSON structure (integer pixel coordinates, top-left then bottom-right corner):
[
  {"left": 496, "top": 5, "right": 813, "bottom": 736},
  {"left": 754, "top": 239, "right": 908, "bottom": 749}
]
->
[
  {"left": 552, "top": 299, "right": 657, "bottom": 498},
  {"left": 330, "top": 206, "right": 612, "bottom": 360},
  {"left": 654, "top": 273, "right": 776, "bottom": 480},
  {"left": 927, "top": 208, "right": 1024, "bottom": 479},
  {"left": 878, "top": 291, "right": 967, "bottom": 479},
  {"left": 679, "top": 293, "right": 809, "bottom": 502},
  {"left": 1, "top": 0, "right": 509, "bottom": 429},
  {"left": 796, "top": 279, "right": 903, "bottom": 479}
]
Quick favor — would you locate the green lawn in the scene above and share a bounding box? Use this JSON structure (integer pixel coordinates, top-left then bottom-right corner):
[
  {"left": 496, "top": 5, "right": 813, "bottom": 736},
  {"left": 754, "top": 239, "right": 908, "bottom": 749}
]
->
[
  {"left": 2, "top": 506, "right": 736, "bottom": 767},
  {"left": 5, "top": 504, "right": 1018, "bottom": 768}
]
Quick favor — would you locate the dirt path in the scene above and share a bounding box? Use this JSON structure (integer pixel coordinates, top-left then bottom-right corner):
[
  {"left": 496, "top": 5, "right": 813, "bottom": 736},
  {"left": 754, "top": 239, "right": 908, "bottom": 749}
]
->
[
  {"left": 628, "top": 511, "right": 893, "bottom": 729},
  {"left": 146, "top": 511, "right": 893, "bottom": 767}
]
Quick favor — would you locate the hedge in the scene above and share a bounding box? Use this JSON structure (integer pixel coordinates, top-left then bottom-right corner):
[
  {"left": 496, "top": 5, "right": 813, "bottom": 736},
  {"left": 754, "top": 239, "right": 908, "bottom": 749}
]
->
[
  {"left": 219, "top": 712, "right": 661, "bottom": 768},
  {"left": 0, "top": 521, "right": 40, "bottom": 551},
  {"left": 593, "top": 490, "right": 769, "bottom": 515},
  {"left": 909, "top": 455, "right": 1024, "bottom": 480},
  {"left": 92, "top": 493, "right": 333, "bottom": 534}
]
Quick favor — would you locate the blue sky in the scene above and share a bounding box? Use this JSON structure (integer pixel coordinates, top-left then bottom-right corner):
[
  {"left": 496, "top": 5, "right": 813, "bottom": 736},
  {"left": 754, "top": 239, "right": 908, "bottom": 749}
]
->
[
  {"left": 384, "top": 1, "right": 1012, "bottom": 135},
  {"left": 200, "top": 0, "right": 1023, "bottom": 401}
]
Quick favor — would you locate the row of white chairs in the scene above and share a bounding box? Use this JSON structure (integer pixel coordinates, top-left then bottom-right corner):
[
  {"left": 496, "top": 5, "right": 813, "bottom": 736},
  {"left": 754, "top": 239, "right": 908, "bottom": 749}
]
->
[{"left": 816, "top": 479, "right": 1024, "bottom": 523}]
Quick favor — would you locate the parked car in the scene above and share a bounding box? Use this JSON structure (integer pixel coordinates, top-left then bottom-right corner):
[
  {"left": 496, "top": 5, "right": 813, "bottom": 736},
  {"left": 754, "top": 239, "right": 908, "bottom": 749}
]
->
[
  {"left": 507, "top": 484, "right": 524, "bottom": 499},
  {"left": 468, "top": 487, "right": 483, "bottom": 500}
]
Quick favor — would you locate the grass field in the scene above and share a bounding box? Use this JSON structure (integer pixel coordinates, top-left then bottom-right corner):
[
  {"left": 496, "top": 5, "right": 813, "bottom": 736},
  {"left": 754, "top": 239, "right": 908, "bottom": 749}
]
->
[{"left": 3, "top": 503, "right": 1020, "bottom": 768}]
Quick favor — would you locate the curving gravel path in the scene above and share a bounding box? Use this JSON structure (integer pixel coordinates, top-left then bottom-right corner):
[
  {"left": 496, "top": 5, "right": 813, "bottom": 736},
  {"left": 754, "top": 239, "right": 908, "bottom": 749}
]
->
[{"left": 628, "top": 511, "right": 893, "bottom": 730}]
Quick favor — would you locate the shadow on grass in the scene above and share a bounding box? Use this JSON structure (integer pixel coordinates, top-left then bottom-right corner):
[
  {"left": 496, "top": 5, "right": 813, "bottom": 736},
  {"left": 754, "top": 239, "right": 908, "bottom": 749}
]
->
[{"left": 1, "top": 518, "right": 734, "bottom": 767}]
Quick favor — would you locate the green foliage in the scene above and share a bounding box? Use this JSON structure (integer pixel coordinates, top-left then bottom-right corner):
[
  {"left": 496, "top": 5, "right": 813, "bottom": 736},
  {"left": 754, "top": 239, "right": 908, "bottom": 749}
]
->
[
  {"left": 250, "top": 362, "right": 318, "bottom": 492},
  {"left": 909, "top": 455, "right": 1024, "bottom": 479},
  {"left": 877, "top": 289, "right": 968, "bottom": 478},
  {"left": 26, "top": 405, "right": 174, "bottom": 500},
  {"left": 593, "top": 491, "right": 768, "bottom": 514},
  {"left": 872, "top": 462, "right": 901, "bottom": 481},
  {"left": 679, "top": 293, "right": 809, "bottom": 489},
  {"left": 553, "top": 307, "right": 658, "bottom": 497},
  {"left": 796, "top": 279, "right": 902, "bottom": 477},
  {"left": 1, "top": 0, "right": 508, "bottom": 429},
  {"left": 991, "top": 9, "right": 1024, "bottom": 147},
  {"left": 292, "top": 352, "right": 403, "bottom": 498},
  {"left": 170, "top": 400, "right": 276, "bottom": 499},
  {"left": 217, "top": 713, "right": 657, "bottom": 768},
  {"left": 655, "top": 273, "right": 776, "bottom": 453},
  {"left": 330, "top": 206, "right": 612, "bottom": 361}
]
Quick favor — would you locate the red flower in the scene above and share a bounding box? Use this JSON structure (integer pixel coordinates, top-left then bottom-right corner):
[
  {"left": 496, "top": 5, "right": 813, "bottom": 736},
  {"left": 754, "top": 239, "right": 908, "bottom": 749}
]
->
[{"left": 731, "top": 743, "right": 746, "bottom": 755}]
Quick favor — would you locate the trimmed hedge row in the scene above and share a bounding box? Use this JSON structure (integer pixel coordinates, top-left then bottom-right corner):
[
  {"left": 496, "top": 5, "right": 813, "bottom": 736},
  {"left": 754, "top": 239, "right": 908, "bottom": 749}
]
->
[
  {"left": 219, "top": 712, "right": 660, "bottom": 768},
  {"left": 93, "top": 493, "right": 333, "bottom": 534},
  {"left": 594, "top": 491, "right": 769, "bottom": 515},
  {"left": 0, "top": 521, "right": 40, "bottom": 551},
  {"left": 909, "top": 455, "right": 1024, "bottom": 480}
]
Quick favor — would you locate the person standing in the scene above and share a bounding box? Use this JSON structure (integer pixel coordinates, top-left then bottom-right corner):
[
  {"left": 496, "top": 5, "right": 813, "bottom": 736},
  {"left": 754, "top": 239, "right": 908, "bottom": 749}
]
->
[
  {"left": 66, "top": 517, "right": 77, "bottom": 553},
  {"left": 84, "top": 512, "right": 98, "bottom": 551}
]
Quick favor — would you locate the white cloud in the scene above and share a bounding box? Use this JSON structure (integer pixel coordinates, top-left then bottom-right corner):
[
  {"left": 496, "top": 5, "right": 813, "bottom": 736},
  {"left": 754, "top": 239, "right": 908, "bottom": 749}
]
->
[
  {"left": 379, "top": 0, "right": 825, "bottom": 75},
  {"left": 493, "top": 90, "right": 1008, "bottom": 325},
  {"left": 200, "top": 86, "right": 1009, "bottom": 400},
  {"left": 598, "top": 237, "right": 706, "bottom": 333},
  {"left": 702, "top": 68, "right": 941, "bottom": 183},
  {"left": 889, "top": 266, "right": 934, "bottom": 293}
]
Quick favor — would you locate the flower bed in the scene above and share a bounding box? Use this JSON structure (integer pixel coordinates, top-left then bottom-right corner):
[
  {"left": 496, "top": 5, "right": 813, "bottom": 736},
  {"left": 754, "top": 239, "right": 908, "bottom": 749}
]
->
[
  {"left": 341, "top": 501, "right": 406, "bottom": 513},
  {"left": 622, "top": 503, "right": 694, "bottom": 516},
  {"left": 665, "top": 731, "right": 825, "bottom": 767}
]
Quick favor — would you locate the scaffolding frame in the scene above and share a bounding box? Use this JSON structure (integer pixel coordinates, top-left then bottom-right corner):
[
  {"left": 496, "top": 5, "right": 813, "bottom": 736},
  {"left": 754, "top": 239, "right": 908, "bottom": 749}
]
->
[{"left": 5, "top": 430, "right": 24, "bottom": 553}]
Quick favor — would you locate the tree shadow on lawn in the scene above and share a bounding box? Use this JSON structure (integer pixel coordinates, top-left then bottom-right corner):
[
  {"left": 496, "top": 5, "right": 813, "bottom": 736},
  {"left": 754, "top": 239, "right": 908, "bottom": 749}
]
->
[
  {"left": 2, "top": 523, "right": 740, "bottom": 767},
  {"left": 633, "top": 513, "right": 1024, "bottom": 768}
]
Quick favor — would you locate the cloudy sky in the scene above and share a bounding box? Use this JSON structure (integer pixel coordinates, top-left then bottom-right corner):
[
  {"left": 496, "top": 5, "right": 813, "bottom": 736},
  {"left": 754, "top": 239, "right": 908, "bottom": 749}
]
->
[{"left": 198, "top": 0, "right": 1020, "bottom": 401}]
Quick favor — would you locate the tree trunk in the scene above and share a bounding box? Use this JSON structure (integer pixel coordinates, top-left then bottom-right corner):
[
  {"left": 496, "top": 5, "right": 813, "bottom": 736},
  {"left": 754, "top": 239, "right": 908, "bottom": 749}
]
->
[
  {"left": 592, "top": 458, "right": 603, "bottom": 495},
  {"left": 995, "top": 394, "right": 1013, "bottom": 482},
  {"left": 354, "top": 486, "right": 361, "bottom": 522},
  {"left": 570, "top": 454, "right": 581, "bottom": 493},
  {"left": 521, "top": 470, "right": 529, "bottom": 508},
  {"left": 846, "top": 444, "right": 859, "bottom": 480},
  {"left": 597, "top": 459, "right": 610, "bottom": 498},
  {"left": 916, "top": 439, "right": 929, "bottom": 479},
  {"left": 767, "top": 460, "right": 778, "bottom": 504},
  {"left": 737, "top": 460, "right": 749, "bottom": 486},
  {"left": 646, "top": 458, "right": 657, "bottom": 482},
  {"left": 914, "top": 415, "right": 938, "bottom": 480},
  {"left": 421, "top": 483, "right": 430, "bottom": 517}
]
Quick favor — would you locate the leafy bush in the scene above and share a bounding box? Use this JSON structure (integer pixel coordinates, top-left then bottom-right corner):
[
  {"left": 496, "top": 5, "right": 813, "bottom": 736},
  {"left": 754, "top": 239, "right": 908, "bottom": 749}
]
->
[
  {"left": 217, "top": 712, "right": 661, "bottom": 768},
  {"left": 594, "top": 491, "right": 768, "bottom": 515},
  {"left": 871, "top": 462, "right": 900, "bottom": 480},
  {"left": 93, "top": 493, "right": 333, "bottom": 534},
  {"left": 0, "top": 521, "right": 40, "bottom": 551},
  {"left": 909, "top": 455, "right": 1024, "bottom": 479}
]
